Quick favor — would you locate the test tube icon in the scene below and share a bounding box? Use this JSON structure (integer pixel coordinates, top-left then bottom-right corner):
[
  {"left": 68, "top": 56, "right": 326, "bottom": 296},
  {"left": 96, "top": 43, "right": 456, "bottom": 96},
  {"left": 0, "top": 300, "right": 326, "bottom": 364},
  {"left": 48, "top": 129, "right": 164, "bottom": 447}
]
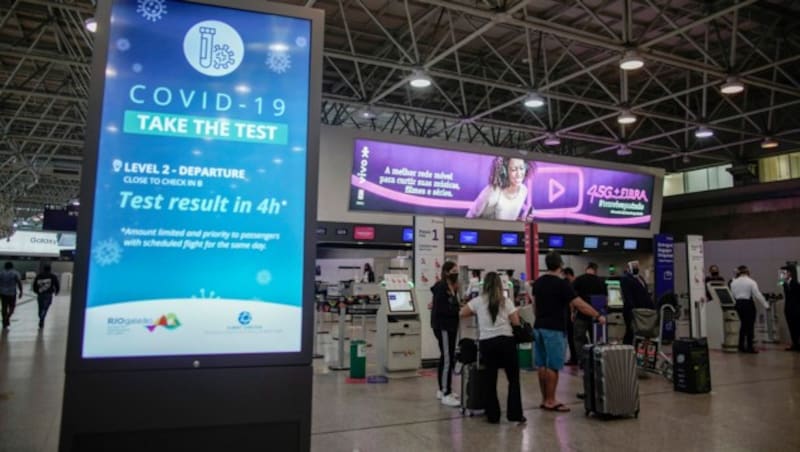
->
[{"left": 198, "top": 27, "right": 216, "bottom": 69}]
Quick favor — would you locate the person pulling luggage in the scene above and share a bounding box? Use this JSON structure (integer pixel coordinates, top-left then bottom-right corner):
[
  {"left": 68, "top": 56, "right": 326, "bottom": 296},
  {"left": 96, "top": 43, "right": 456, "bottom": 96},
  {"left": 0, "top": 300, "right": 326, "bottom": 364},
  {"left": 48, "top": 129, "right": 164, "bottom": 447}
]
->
[{"left": 460, "top": 272, "right": 525, "bottom": 425}]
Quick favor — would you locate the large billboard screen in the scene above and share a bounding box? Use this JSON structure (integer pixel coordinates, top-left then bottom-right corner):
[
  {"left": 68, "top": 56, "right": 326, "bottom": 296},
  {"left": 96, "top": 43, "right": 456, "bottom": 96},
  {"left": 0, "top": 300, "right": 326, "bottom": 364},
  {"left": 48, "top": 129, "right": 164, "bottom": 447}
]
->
[
  {"left": 350, "top": 139, "right": 654, "bottom": 228},
  {"left": 79, "top": 0, "right": 314, "bottom": 359}
]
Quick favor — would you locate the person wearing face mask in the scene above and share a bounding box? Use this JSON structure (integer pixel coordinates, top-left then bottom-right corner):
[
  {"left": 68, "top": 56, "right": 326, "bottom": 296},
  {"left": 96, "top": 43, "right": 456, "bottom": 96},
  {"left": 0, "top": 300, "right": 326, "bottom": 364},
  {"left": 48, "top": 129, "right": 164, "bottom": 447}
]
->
[
  {"left": 705, "top": 265, "right": 725, "bottom": 300},
  {"left": 430, "top": 261, "right": 462, "bottom": 407},
  {"left": 780, "top": 266, "right": 800, "bottom": 352},
  {"left": 620, "top": 261, "right": 654, "bottom": 345}
]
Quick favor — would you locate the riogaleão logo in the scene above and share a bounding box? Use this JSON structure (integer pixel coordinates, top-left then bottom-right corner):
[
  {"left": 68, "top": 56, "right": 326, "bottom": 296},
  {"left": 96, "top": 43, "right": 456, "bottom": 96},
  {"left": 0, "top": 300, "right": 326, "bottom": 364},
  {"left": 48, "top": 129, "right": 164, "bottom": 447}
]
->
[{"left": 146, "top": 313, "right": 181, "bottom": 332}]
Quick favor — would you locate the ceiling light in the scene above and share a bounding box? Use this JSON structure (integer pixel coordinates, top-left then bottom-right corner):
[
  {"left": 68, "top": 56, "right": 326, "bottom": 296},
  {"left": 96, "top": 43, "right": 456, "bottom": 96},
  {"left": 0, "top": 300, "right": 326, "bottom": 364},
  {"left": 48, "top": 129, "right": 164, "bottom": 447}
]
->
[
  {"left": 409, "top": 70, "right": 432, "bottom": 89},
  {"left": 761, "top": 137, "right": 779, "bottom": 149},
  {"left": 619, "top": 50, "right": 644, "bottom": 71},
  {"left": 720, "top": 76, "right": 745, "bottom": 95},
  {"left": 360, "top": 106, "right": 376, "bottom": 119},
  {"left": 617, "top": 145, "right": 632, "bottom": 156},
  {"left": 617, "top": 110, "right": 637, "bottom": 124},
  {"left": 543, "top": 133, "right": 561, "bottom": 146},
  {"left": 523, "top": 92, "right": 545, "bottom": 108},
  {"left": 695, "top": 126, "right": 714, "bottom": 138},
  {"left": 84, "top": 17, "right": 97, "bottom": 33}
]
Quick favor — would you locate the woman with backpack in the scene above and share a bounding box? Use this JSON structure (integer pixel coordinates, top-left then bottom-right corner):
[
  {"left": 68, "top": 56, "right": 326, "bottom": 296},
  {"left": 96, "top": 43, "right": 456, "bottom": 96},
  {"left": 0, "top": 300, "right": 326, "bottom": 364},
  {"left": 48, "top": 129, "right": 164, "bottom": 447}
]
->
[{"left": 460, "top": 271, "right": 525, "bottom": 424}]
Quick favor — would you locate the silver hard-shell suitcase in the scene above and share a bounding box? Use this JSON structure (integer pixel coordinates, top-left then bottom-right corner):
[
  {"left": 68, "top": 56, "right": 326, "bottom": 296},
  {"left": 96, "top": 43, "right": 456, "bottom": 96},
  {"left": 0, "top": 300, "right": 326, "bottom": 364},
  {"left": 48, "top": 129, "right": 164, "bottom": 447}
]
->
[{"left": 584, "top": 324, "right": 640, "bottom": 418}]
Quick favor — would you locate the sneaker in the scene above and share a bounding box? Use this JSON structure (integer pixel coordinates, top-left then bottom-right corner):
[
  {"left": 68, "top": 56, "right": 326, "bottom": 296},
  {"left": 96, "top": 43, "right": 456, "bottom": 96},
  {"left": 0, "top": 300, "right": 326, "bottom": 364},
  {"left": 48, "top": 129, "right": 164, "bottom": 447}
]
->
[
  {"left": 436, "top": 390, "right": 443, "bottom": 400},
  {"left": 441, "top": 394, "right": 460, "bottom": 407}
]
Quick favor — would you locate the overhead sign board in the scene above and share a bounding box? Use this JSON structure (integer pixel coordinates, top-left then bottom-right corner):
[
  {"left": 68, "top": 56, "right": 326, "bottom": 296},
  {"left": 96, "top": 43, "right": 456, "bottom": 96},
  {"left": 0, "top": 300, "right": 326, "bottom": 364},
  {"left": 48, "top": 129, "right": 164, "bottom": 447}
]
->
[{"left": 349, "top": 139, "right": 655, "bottom": 228}]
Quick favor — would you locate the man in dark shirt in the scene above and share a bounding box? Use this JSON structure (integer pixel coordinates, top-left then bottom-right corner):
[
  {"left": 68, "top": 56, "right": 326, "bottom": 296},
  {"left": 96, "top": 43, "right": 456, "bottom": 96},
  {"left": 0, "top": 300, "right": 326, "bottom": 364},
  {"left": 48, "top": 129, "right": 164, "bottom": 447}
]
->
[
  {"left": 32, "top": 264, "right": 60, "bottom": 329},
  {"left": 532, "top": 252, "right": 605, "bottom": 412},
  {"left": 781, "top": 265, "right": 800, "bottom": 352},
  {"left": 572, "top": 263, "right": 606, "bottom": 367},
  {"left": 562, "top": 267, "right": 577, "bottom": 365},
  {"left": 705, "top": 265, "right": 725, "bottom": 300},
  {"left": 620, "top": 261, "right": 654, "bottom": 345}
]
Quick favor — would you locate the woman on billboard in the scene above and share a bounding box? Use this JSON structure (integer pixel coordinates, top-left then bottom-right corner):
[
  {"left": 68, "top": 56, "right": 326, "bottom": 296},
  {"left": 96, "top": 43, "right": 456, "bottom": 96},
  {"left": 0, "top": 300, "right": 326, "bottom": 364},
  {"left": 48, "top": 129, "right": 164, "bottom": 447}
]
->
[{"left": 466, "top": 157, "right": 533, "bottom": 221}]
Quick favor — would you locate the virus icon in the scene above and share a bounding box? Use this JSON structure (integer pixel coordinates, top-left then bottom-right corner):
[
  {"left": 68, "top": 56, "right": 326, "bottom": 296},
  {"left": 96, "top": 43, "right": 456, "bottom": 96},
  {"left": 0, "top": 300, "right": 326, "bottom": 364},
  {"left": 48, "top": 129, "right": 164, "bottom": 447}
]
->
[
  {"left": 93, "top": 239, "right": 122, "bottom": 266},
  {"left": 266, "top": 52, "right": 291, "bottom": 74},
  {"left": 256, "top": 270, "right": 272, "bottom": 286},
  {"left": 137, "top": 0, "right": 167, "bottom": 22},
  {"left": 191, "top": 288, "right": 220, "bottom": 300},
  {"left": 212, "top": 44, "right": 236, "bottom": 70}
]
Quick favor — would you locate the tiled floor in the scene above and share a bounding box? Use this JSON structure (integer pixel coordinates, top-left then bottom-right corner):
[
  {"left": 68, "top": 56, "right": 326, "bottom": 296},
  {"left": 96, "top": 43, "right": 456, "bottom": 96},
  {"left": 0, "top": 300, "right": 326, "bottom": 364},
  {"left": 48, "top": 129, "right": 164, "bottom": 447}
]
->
[{"left": 2, "top": 297, "right": 799, "bottom": 452}]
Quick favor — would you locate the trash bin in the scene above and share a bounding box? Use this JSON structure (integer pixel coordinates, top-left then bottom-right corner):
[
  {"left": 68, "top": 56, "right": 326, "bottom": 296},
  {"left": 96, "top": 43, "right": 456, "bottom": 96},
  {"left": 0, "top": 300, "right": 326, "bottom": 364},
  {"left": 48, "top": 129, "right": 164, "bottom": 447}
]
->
[
  {"left": 350, "top": 340, "right": 366, "bottom": 378},
  {"left": 517, "top": 342, "right": 533, "bottom": 370}
]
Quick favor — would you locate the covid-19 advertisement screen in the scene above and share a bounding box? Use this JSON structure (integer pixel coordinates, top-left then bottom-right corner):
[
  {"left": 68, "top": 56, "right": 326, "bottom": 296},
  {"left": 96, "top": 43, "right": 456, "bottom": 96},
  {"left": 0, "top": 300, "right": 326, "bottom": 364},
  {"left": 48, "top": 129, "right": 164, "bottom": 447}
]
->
[
  {"left": 80, "top": 0, "right": 313, "bottom": 359},
  {"left": 350, "top": 139, "right": 655, "bottom": 228}
]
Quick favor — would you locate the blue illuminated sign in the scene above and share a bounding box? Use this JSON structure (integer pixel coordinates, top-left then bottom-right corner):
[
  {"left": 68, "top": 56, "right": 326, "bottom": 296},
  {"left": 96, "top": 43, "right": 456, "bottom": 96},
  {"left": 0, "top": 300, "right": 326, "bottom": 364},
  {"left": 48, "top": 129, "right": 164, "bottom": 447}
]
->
[
  {"left": 548, "top": 235, "right": 564, "bottom": 248},
  {"left": 624, "top": 239, "right": 638, "bottom": 250},
  {"left": 459, "top": 231, "right": 478, "bottom": 245},
  {"left": 583, "top": 237, "right": 599, "bottom": 249},
  {"left": 500, "top": 233, "right": 519, "bottom": 246},
  {"left": 81, "top": 0, "right": 312, "bottom": 358},
  {"left": 402, "top": 227, "right": 414, "bottom": 243}
]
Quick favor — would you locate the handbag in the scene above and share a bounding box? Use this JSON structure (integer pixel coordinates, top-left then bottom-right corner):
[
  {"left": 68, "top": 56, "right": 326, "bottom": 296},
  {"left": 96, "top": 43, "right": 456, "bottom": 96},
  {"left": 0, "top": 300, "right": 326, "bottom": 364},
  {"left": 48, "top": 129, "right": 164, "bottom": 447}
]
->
[
  {"left": 632, "top": 308, "right": 659, "bottom": 338},
  {"left": 512, "top": 319, "right": 534, "bottom": 344}
]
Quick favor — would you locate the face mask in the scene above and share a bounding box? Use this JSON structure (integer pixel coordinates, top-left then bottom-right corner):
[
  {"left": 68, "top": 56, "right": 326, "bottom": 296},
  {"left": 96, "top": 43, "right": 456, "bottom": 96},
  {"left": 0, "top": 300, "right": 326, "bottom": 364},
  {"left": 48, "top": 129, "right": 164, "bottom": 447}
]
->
[
  {"left": 711, "top": 271, "right": 719, "bottom": 277},
  {"left": 447, "top": 273, "right": 459, "bottom": 284},
  {"left": 631, "top": 268, "right": 640, "bottom": 276}
]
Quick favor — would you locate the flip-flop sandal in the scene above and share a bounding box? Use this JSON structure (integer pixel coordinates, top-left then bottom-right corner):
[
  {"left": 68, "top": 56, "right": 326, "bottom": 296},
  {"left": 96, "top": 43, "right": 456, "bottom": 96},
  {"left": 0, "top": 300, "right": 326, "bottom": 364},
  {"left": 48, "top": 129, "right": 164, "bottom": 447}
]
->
[{"left": 543, "top": 404, "right": 571, "bottom": 412}]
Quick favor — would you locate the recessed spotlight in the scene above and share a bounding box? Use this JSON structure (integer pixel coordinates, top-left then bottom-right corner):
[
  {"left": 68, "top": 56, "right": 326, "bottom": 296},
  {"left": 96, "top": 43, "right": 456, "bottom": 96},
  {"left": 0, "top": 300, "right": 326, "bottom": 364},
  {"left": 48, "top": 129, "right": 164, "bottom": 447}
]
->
[
  {"left": 720, "top": 76, "right": 745, "bottom": 95},
  {"left": 761, "top": 137, "right": 779, "bottom": 149},
  {"left": 543, "top": 133, "right": 561, "bottom": 146},
  {"left": 617, "top": 110, "right": 637, "bottom": 124},
  {"left": 84, "top": 17, "right": 97, "bottom": 33},
  {"left": 619, "top": 50, "right": 644, "bottom": 71},
  {"left": 360, "top": 106, "right": 376, "bottom": 119},
  {"left": 617, "top": 145, "right": 633, "bottom": 156},
  {"left": 409, "top": 70, "right": 432, "bottom": 89},
  {"left": 523, "top": 92, "right": 545, "bottom": 108},
  {"left": 695, "top": 126, "right": 714, "bottom": 138}
]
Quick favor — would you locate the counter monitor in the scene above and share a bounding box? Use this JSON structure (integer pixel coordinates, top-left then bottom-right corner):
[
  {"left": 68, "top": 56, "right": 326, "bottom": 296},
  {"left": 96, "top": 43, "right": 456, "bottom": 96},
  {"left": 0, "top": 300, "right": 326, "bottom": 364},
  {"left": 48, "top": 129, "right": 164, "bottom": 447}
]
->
[{"left": 387, "top": 290, "right": 415, "bottom": 313}]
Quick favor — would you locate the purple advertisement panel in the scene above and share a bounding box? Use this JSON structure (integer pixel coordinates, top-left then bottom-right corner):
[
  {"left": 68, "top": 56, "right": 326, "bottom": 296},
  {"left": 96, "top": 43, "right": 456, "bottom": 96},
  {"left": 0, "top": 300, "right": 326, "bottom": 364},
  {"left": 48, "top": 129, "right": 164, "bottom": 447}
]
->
[{"left": 349, "top": 139, "right": 654, "bottom": 228}]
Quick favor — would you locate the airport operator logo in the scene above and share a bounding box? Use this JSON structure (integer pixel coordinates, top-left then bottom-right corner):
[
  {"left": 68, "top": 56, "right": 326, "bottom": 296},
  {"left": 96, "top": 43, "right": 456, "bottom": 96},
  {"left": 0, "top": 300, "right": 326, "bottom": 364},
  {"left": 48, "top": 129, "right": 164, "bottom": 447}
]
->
[{"left": 146, "top": 313, "right": 182, "bottom": 332}]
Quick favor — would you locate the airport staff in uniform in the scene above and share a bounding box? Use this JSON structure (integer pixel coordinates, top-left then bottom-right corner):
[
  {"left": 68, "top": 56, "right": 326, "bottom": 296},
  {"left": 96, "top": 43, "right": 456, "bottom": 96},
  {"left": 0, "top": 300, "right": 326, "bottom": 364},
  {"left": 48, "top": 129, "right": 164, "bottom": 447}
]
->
[
  {"left": 730, "top": 265, "right": 769, "bottom": 354},
  {"left": 780, "top": 265, "right": 800, "bottom": 352}
]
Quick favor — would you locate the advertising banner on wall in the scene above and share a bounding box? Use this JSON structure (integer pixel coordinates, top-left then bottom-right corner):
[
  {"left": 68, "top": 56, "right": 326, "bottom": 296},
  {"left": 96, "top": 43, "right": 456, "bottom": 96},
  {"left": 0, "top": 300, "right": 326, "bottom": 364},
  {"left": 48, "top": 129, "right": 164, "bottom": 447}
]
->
[
  {"left": 350, "top": 139, "right": 655, "bottom": 228},
  {"left": 79, "top": 0, "right": 314, "bottom": 359},
  {"left": 686, "top": 235, "right": 706, "bottom": 338},
  {"left": 654, "top": 234, "right": 675, "bottom": 340},
  {"left": 413, "top": 216, "right": 445, "bottom": 361},
  {"left": 0, "top": 231, "right": 76, "bottom": 257}
]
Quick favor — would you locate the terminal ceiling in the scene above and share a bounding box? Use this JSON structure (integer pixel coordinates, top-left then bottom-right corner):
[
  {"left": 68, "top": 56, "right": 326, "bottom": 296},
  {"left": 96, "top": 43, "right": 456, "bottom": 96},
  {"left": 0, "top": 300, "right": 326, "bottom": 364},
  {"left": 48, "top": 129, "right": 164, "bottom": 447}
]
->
[{"left": 1, "top": 0, "right": 799, "bottom": 216}]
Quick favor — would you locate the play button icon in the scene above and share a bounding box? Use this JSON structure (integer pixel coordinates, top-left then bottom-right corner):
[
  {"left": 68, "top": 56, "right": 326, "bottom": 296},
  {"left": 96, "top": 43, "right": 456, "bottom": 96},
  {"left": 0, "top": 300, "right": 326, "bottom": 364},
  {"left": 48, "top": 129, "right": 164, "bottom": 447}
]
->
[{"left": 548, "top": 179, "right": 566, "bottom": 203}]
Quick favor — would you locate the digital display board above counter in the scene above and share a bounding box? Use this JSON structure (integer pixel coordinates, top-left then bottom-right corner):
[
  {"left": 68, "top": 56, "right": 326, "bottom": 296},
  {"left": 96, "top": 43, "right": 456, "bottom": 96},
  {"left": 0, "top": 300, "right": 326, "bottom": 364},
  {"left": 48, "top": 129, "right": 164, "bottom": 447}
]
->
[
  {"left": 349, "top": 139, "right": 656, "bottom": 229},
  {"left": 316, "top": 221, "right": 651, "bottom": 252},
  {"left": 70, "top": 0, "right": 321, "bottom": 365}
]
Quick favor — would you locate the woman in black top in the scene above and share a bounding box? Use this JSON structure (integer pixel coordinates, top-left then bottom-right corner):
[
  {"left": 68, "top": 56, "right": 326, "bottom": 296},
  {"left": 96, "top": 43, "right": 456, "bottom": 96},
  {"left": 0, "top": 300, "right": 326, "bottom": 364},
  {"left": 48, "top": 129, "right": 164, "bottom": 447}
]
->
[
  {"left": 430, "top": 261, "right": 461, "bottom": 407},
  {"left": 362, "top": 263, "right": 375, "bottom": 283}
]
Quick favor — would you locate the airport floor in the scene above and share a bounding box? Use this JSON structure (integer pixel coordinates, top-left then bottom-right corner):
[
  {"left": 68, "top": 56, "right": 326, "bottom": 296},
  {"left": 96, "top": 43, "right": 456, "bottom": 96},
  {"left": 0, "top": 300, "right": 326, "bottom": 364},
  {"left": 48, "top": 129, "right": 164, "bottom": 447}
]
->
[{"left": 1, "top": 298, "right": 799, "bottom": 452}]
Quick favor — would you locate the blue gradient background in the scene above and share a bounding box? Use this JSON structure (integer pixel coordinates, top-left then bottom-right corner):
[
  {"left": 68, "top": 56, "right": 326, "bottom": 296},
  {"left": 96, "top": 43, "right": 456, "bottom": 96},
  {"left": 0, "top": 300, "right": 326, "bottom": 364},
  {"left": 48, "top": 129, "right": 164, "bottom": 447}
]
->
[{"left": 86, "top": 0, "right": 311, "bottom": 309}]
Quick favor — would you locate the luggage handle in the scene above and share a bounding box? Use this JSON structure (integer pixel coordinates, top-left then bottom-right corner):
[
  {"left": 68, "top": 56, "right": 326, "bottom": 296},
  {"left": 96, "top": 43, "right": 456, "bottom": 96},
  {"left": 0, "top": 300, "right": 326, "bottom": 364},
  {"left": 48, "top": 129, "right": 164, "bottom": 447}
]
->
[{"left": 593, "top": 320, "right": 608, "bottom": 345}]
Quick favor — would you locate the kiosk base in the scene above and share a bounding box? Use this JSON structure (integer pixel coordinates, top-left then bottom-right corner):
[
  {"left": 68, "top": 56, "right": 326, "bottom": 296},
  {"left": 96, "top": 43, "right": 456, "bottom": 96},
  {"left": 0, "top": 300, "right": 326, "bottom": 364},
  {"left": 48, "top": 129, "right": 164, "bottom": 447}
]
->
[{"left": 60, "top": 366, "right": 312, "bottom": 452}]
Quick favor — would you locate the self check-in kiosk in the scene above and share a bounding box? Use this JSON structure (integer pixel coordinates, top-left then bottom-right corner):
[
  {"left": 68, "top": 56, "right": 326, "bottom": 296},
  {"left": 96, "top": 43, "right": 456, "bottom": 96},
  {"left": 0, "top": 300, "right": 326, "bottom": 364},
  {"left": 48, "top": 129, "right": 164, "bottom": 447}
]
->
[
  {"left": 706, "top": 281, "right": 741, "bottom": 352},
  {"left": 376, "top": 274, "right": 422, "bottom": 374},
  {"left": 606, "top": 280, "right": 626, "bottom": 343}
]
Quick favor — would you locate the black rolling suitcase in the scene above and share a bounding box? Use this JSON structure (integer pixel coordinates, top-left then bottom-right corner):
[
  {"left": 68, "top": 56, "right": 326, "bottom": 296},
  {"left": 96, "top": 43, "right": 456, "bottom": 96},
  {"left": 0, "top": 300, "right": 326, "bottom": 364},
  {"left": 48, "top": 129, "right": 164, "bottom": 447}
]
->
[
  {"left": 458, "top": 317, "right": 485, "bottom": 417},
  {"left": 460, "top": 359, "right": 486, "bottom": 416},
  {"left": 583, "top": 324, "right": 640, "bottom": 418}
]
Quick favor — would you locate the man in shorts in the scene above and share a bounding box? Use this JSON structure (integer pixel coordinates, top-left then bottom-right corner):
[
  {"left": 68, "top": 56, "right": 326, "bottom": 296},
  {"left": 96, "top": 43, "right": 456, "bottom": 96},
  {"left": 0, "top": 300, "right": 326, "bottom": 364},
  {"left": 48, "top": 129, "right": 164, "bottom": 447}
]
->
[{"left": 532, "top": 252, "right": 605, "bottom": 412}]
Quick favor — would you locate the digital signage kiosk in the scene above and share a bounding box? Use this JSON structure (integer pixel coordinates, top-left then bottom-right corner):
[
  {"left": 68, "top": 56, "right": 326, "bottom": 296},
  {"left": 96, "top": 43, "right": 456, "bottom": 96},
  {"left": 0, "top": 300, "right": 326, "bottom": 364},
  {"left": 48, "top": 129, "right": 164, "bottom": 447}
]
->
[{"left": 60, "top": 1, "right": 323, "bottom": 451}]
